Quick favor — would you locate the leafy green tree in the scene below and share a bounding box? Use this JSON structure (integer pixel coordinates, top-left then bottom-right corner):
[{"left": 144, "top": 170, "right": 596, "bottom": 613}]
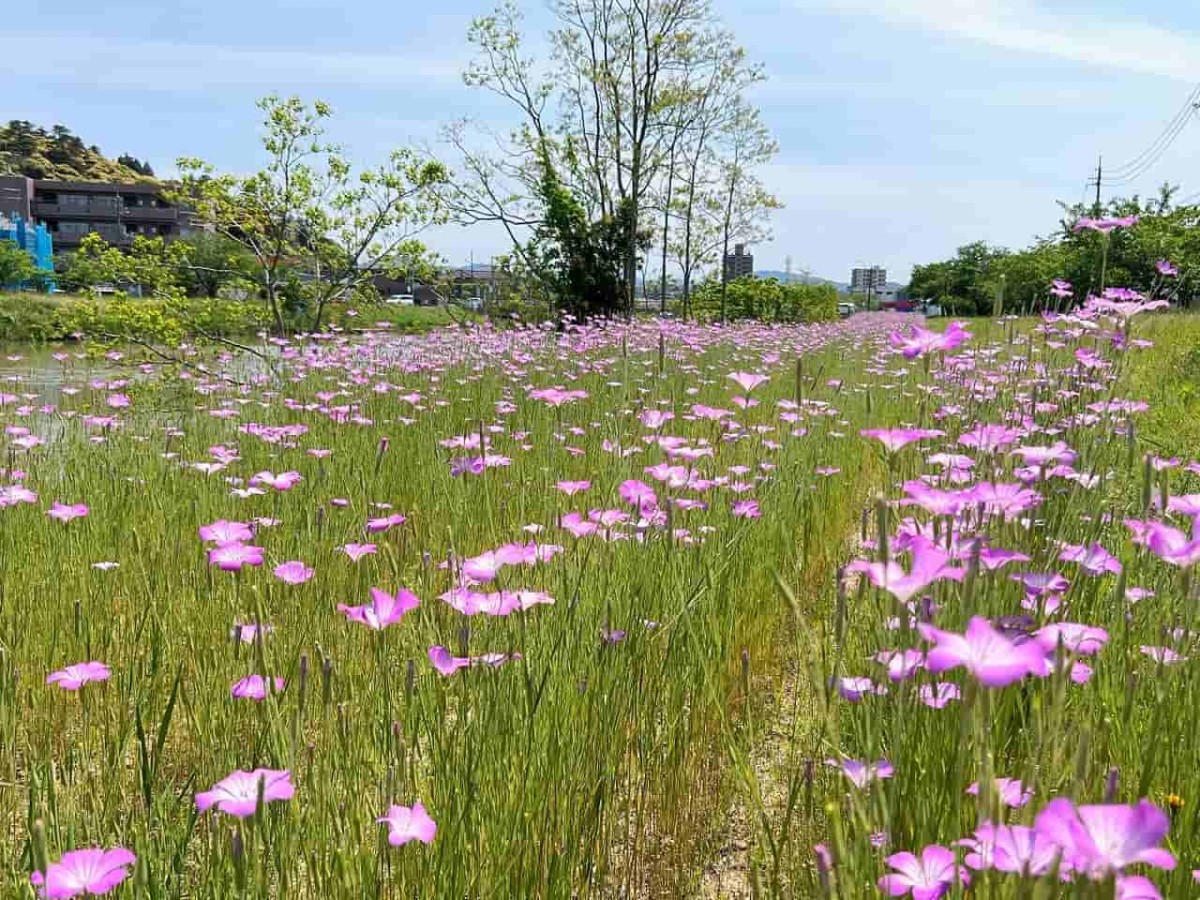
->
[
  {"left": 908, "top": 186, "right": 1200, "bottom": 314},
  {"left": 0, "top": 239, "right": 36, "bottom": 288},
  {"left": 448, "top": 0, "right": 770, "bottom": 318},
  {"left": 59, "top": 232, "right": 187, "bottom": 297},
  {"left": 175, "top": 232, "right": 258, "bottom": 298},
  {"left": 176, "top": 96, "right": 448, "bottom": 334},
  {"left": 523, "top": 152, "right": 648, "bottom": 318}
]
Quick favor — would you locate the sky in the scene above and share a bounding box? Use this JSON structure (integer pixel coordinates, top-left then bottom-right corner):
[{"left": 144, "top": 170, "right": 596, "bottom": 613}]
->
[{"left": 5, "top": 0, "right": 1200, "bottom": 283}]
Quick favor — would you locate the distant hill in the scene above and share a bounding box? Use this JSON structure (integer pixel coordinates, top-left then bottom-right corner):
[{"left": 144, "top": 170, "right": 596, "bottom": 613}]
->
[
  {"left": 755, "top": 270, "right": 850, "bottom": 292},
  {"left": 0, "top": 121, "right": 157, "bottom": 183}
]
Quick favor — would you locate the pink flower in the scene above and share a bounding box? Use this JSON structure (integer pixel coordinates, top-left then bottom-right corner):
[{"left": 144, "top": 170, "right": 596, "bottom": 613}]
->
[
  {"left": 848, "top": 537, "right": 963, "bottom": 604},
  {"left": 46, "top": 661, "right": 111, "bottom": 691},
  {"left": 878, "top": 844, "right": 968, "bottom": 898},
  {"left": 30, "top": 847, "right": 136, "bottom": 898},
  {"left": 378, "top": 802, "right": 437, "bottom": 845},
  {"left": 1059, "top": 543, "right": 1122, "bottom": 576},
  {"left": 556, "top": 480, "right": 592, "bottom": 495},
  {"left": 825, "top": 757, "right": 894, "bottom": 788},
  {"left": 250, "top": 470, "right": 302, "bottom": 491},
  {"left": 918, "top": 682, "right": 961, "bottom": 708},
  {"left": 366, "top": 513, "right": 407, "bottom": 533},
  {"left": 1145, "top": 521, "right": 1200, "bottom": 567},
  {"left": 966, "top": 777, "right": 1032, "bottom": 808},
  {"left": 1013, "top": 441, "right": 1077, "bottom": 468},
  {"left": 732, "top": 499, "right": 762, "bottom": 519},
  {"left": 1034, "top": 798, "right": 1174, "bottom": 878},
  {"left": 919, "top": 616, "right": 1049, "bottom": 687},
  {"left": 861, "top": 428, "right": 945, "bottom": 453},
  {"left": 1035, "top": 623, "right": 1109, "bottom": 656},
  {"left": 340, "top": 542, "right": 377, "bottom": 562},
  {"left": 638, "top": 410, "right": 675, "bottom": 430},
  {"left": 338, "top": 587, "right": 420, "bottom": 630},
  {"left": 196, "top": 768, "right": 294, "bottom": 818},
  {"left": 1073, "top": 215, "right": 1139, "bottom": 233},
  {"left": 619, "top": 479, "right": 658, "bottom": 510},
  {"left": 0, "top": 484, "right": 38, "bottom": 507},
  {"left": 728, "top": 371, "right": 770, "bottom": 392},
  {"left": 47, "top": 502, "right": 89, "bottom": 524},
  {"left": 1156, "top": 259, "right": 1178, "bottom": 277},
  {"left": 273, "top": 561, "right": 314, "bottom": 585},
  {"left": 528, "top": 387, "right": 588, "bottom": 406},
  {"left": 231, "top": 622, "right": 275, "bottom": 643},
  {"left": 1140, "top": 646, "right": 1188, "bottom": 665},
  {"left": 230, "top": 675, "right": 285, "bottom": 700},
  {"left": 428, "top": 645, "right": 520, "bottom": 675},
  {"left": 889, "top": 321, "right": 972, "bottom": 358},
  {"left": 105, "top": 392, "right": 131, "bottom": 409},
  {"left": 198, "top": 520, "right": 254, "bottom": 545},
  {"left": 208, "top": 543, "right": 265, "bottom": 571}
]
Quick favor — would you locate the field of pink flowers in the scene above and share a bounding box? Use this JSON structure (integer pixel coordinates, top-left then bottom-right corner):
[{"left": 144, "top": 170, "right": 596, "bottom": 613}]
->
[{"left": 0, "top": 280, "right": 1197, "bottom": 897}]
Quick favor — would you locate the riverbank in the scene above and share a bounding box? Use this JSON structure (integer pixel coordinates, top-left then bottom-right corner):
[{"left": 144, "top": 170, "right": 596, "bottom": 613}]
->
[{"left": 0, "top": 291, "right": 477, "bottom": 343}]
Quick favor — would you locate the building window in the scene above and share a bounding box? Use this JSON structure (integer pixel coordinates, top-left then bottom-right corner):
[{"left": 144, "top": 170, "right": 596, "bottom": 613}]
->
[{"left": 60, "top": 194, "right": 89, "bottom": 210}]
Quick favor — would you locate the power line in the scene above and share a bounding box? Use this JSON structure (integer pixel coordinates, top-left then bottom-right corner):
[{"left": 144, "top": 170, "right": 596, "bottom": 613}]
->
[
  {"left": 1101, "top": 109, "right": 1197, "bottom": 186},
  {"left": 1096, "top": 85, "right": 1200, "bottom": 186}
]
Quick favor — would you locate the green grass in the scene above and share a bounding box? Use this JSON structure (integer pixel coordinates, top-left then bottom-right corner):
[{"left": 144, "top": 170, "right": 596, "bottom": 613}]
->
[
  {"left": 0, "top": 318, "right": 892, "bottom": 897},
  {"left": 5, "top": 310, "right": 1199, "bottom": 898}
]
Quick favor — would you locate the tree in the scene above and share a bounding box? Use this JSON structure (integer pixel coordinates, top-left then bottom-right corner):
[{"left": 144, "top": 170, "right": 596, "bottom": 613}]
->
[
  {"left": 0, "top": 240, "right": 36, "bottom": 288},
  {"left": 524, "top": 151, "right": 649, "bottom": 319},
  {"left": 58, "top": 232, "right": 188, "bottom": 297},
  {"left": 445, "top": 0, "right": 768, "bottom": 318},
  {"left": 709, "top": 103, "right": 779, "bottom": 322},
  {"left": 176, "top": 96, "right": 448, "bottom": 333},
  {"left": 907, "top": 185, "right": 1200, "bottom": 314},
  {"left": 175, "top": 232, "right": 257, "bottom": 298}
]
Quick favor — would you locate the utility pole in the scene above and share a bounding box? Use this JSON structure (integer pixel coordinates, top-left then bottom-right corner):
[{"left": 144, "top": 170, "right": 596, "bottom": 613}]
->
[{"left": 1093, "top": 155, "right": 1103, "bottom": 215}]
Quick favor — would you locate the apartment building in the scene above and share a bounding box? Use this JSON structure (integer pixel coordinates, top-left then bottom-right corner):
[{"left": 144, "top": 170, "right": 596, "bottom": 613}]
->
[
  {"left": 723, "top": 244, "right": 754, "bottom": 282},
  {"left": 850, "top": 266, "right": 887, "bottom": 294},
  {"left": 0, "top": 175, "right": 194, "bottom": 251}
]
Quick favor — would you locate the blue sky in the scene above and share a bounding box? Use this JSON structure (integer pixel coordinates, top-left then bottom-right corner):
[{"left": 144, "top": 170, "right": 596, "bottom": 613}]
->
[{"left": 5, "top": 0, "right": 1199, "bottom": 282}]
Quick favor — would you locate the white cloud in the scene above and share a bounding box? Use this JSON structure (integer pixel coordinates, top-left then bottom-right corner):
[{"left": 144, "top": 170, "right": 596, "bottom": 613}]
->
[
  {"left": 0, "top": 32, "right": 469, "bottom": 93},
  {"left": 805, "top": 0, "right": 1200, "bottom": 82}
]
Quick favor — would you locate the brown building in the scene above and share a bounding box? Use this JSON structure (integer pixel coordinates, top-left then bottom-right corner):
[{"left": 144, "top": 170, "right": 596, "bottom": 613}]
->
[
  {"left": 0, "top": 175, "right": 195, "bottom": 251},
  {"left": 723, "top": 243, "right": 754, "bottom": 282}
]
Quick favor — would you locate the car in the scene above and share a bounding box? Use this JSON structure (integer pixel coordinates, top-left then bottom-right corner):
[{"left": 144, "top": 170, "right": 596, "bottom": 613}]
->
[
  {"left": 837, "top": 302, "right": 856, "bottom": 318},
  {"left": 461, "top": 296, "right": 484, "bottom": 312},
  {"left": 386, "top": 294, "right": 415, "bottom": 306}
]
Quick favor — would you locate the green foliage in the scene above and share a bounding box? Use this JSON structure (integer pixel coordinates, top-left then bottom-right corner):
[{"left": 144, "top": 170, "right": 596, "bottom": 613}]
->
[
  {"left": 0, "top": 292, "right": 67, "bottom": 341},
  {"left": 909, "top": 188, "right": 1200, "bottom": 314},
  {"left": 0, "top": 120, "right": 155, "bottom": 182},
  {"left": 691, "top": 276, "right": 838, "bottom": 322},
  {"left": 524, "top": 152, "right": 646, "bottom": 318},
  {"left": 175, "top": 96, "right": 448, "bottom": 333},
  {"left": 175, "top": 232, "right": 258, "bottom": 298},
  {"left": 0, "top": 239, "right": 37, "bottom": 288},
  {"left": 58, "top": 232, "right": 188, "bottom": 298}
]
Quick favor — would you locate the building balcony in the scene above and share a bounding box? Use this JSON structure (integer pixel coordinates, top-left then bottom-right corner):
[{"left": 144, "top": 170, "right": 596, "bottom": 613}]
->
[
  {"left": 120, "top": 205, "right": 179, "bottom": 222},
  {"left": 35, "top": 199, "right": 178, "bottom": 221}
]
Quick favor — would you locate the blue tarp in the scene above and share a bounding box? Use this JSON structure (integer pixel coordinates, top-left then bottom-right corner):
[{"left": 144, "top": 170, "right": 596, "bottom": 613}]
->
[{"left": 0, "top": 214, "right": 54, "bottom": 291}]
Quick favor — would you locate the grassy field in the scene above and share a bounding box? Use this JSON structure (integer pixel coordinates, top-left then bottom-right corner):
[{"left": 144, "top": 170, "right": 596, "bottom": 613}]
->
[{"left": 2, "top": 307, "right": 1199, "bottom": 898}]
